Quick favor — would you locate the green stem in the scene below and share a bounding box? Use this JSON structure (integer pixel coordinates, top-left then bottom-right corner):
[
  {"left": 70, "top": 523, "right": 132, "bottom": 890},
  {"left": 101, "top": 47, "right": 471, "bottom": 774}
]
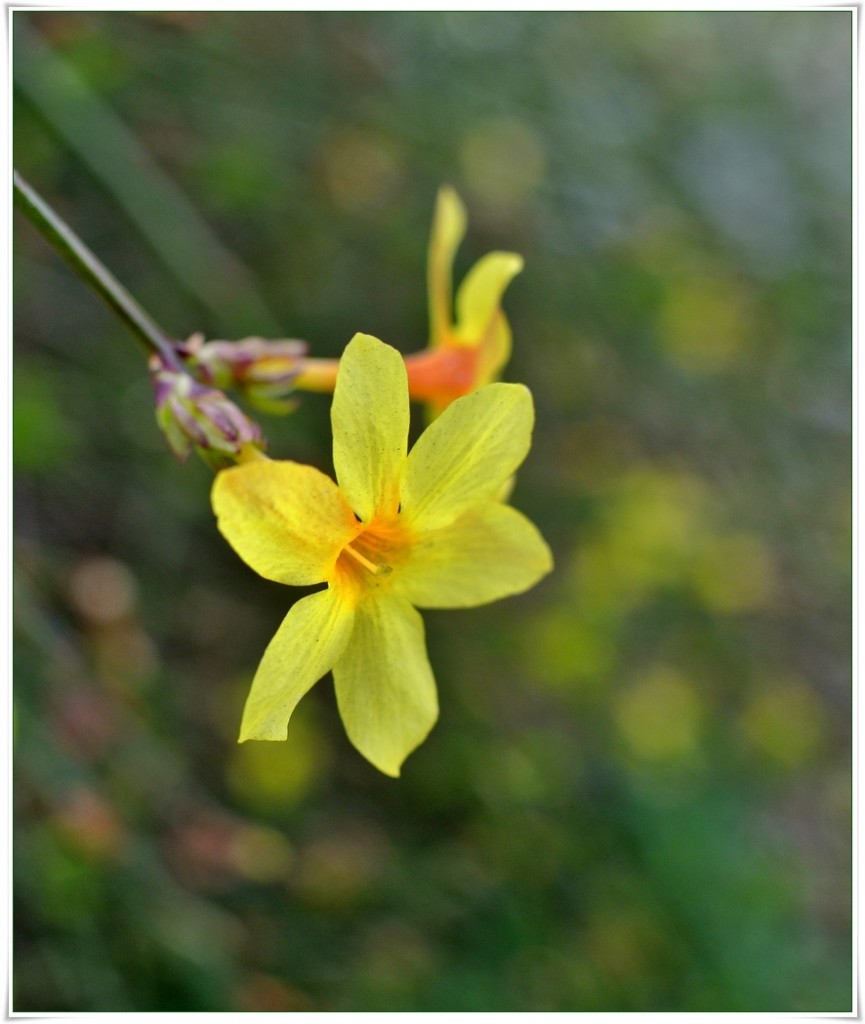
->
[{"left": 13, "top": 170, "right": 183, "bottom": 371}]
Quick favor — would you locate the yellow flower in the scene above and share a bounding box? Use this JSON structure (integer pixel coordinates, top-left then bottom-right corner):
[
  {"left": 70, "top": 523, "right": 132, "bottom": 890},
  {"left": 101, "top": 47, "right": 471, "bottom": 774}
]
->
[
  {"left": 404, "top": 186, "right": 524, "bottom": 416},
  {"left": 212, "top": 333, "right": 552, "bottom": 777}
]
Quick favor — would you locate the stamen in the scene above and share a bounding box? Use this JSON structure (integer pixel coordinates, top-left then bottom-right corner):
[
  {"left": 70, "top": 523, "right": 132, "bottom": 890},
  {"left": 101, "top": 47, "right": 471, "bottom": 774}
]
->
[{"left": 343, "top": 543, "right": 392, "bottom": 576}]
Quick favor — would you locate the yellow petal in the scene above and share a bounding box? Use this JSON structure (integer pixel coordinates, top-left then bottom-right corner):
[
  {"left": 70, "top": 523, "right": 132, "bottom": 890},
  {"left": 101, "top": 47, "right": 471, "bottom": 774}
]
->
[
  {"left": 332, "top": 592, "right": 438, "bottom": 776},
  {"left": 239, "top": 587, "right": 355, "bottom": 741},
  {"left": 395, "top": 502, "right": 553, "bottom": 608},
  {"left": 454, "top": 251, "right": 523, "bottom": 344},
  {"left": 475, "top": 311, "right": 513, "bottom": 388},
  {"left": 331, "top": 333, "right": 409, "bottom": 523},
  {"left": 401, "top": 382, "right": 535, "bottom": 531},
  {"left": 428, "top": 186, "right": 467, "bottom": 345},
  {"left": 212, "top": 460, "right": 358, "bottom": 586}
]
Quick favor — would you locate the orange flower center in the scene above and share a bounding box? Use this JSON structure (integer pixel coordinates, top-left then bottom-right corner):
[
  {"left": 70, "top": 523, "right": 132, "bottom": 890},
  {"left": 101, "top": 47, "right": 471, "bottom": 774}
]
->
[{"left": 335, "top": 514, "right": 410, "bottom": 592}]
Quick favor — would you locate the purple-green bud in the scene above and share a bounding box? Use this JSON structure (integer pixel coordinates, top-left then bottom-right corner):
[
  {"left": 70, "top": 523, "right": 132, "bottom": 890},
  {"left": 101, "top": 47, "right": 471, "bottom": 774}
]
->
[
  {"left": 150, "top": 356, "right": 264, "bottom": 466},
  {"left": 178, "top": 333, "right": 308, "bottom": 413}
]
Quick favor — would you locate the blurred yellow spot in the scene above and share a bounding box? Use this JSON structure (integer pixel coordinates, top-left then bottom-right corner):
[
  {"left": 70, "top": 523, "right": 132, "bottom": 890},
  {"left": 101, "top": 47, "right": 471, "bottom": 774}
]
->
[
  {"left": 321, "top": 127, "right": 404, "bottom": 212},
  {"left": 583, "top": 908, "right": 654, "bottom": 981},
  {"left": 53, "top": 785, "right": 125, "bottom": 861},
  {"left": 68, "top": 557, "right": 138, "bottom": 624},
  {"left": 692, "top": 532, "right": 776, "bottom": 612},
  {"left": 226, "top": 699, "right": 328, "bottom": 810},
  {"left": 529, "top": 609, "right": 615, "bottom": 690},
  {"left": 612, "top": 469, "right": 708, "bottom": 572},
  {"left": 658, "top": 276, "right": 750, "bottom": 373},
  {"left": 228, "top": 824, "right": 294, "bottom": 883},
  {"left": 93, "top": 624, "right": 159, "bottom": 690},
  {"left": 356, "top": 919, "right": 436, "bottom": 992},
  {"left": 615, "top": 667, "right": 702, "bottom": 761},
  {"left": 495, "top": 744, "right": 546, "bottom": 803},
  {"left": 460, "top": 117, "right": 545, "bottom": 212},
  {"left": 740, "top": 678, "right": 824, "bottom": 768},
  {"left": 573, "top": 469, "right": 710, "bottom": 612},
  {"left": 293, "top": 824, "right": 391, "bottom": 911},
  {"left": 573, "top": 540, "right": 648, "bottom": 614},
  {"left": 234, "top": 974, "right": 315, "bottom": 1012}
]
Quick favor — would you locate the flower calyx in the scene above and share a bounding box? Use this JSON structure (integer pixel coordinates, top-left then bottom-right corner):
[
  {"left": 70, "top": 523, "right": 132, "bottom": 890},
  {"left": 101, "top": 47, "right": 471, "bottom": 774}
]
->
[{"left": 150, "top": 355, "right": 264, "bottom": 468}]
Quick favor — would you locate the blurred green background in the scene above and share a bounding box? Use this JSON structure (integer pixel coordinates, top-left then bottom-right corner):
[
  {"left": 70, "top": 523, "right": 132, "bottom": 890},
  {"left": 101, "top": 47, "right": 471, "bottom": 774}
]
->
[{"left": 13, "top": 10, "right": 852, "bottom": 1012}]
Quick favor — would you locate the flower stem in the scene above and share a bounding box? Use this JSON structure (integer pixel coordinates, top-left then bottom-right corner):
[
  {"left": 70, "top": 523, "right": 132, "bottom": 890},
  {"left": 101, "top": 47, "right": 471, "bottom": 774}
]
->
[
  {"left": 13, "top": 170, "right": 184, "bottom": 371},
  {"left": 293, "top": 357, "right": 340, "bottom": 393}
]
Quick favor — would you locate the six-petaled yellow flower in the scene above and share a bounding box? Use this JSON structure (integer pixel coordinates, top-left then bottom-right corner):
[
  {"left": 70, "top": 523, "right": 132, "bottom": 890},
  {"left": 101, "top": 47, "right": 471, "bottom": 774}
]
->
[
  {"left": 404, "top": 186, "right": 524, "bottom": 417},
  {"left": 212, "top": 333, "right": 552, "bottom": 776}
]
